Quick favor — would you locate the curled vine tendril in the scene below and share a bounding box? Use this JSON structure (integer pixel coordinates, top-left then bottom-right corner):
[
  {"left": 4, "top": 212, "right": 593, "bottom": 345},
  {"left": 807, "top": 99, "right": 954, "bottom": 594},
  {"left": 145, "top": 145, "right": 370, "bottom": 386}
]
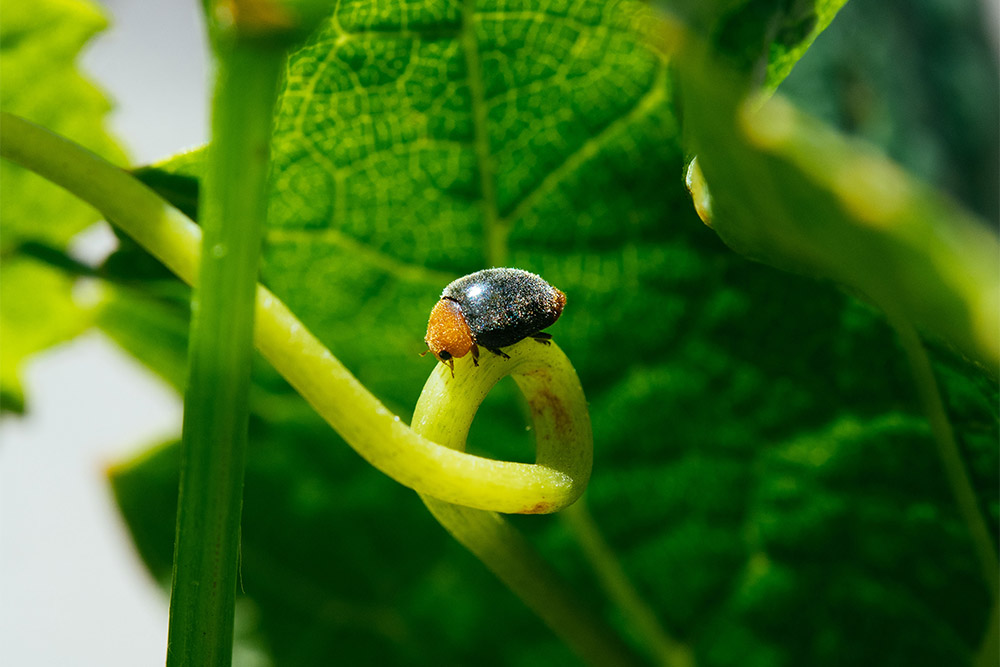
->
[{"left": 412, "top": 339, "right": 593, "bottom": 510}]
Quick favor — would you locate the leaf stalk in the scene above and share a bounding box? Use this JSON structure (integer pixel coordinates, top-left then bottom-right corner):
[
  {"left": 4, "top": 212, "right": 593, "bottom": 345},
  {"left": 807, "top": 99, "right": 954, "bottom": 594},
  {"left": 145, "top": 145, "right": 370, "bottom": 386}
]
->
[
  {"left": 890, "top": 315, "right": 999, "bottom": 603},
  {"left": 562, "top": 501, "right": 694, "bottom": 667}
]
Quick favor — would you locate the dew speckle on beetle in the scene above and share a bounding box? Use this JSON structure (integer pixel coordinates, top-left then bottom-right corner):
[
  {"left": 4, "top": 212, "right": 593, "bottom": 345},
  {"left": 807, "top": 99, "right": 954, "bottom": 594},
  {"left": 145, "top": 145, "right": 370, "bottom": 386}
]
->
[{"left": 424, "top": 268, "right": 566, "bottom": 375}]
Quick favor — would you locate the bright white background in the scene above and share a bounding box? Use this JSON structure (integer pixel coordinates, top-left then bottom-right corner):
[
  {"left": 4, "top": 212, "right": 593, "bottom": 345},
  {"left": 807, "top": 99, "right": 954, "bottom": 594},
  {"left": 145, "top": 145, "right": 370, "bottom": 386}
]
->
[{"left": 0, "top": 1, "right": 209, "bottom": 664}]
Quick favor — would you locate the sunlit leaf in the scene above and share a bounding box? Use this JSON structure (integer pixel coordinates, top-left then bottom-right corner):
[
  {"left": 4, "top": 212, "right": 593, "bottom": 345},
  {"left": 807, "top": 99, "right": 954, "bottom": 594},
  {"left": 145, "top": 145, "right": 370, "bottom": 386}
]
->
[{"left": 0, "top": 0, "right": 126, "bottom": 410}]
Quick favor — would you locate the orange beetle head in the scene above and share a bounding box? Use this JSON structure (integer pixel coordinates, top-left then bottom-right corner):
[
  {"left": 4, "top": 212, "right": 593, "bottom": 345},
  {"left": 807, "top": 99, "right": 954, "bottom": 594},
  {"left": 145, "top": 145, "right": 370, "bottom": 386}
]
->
[
  {"left": 424, "top": 298, "right": 475, "bottom": 371},
  {"left": 553, "top": 288, "right": 567, "bottom": 315}
]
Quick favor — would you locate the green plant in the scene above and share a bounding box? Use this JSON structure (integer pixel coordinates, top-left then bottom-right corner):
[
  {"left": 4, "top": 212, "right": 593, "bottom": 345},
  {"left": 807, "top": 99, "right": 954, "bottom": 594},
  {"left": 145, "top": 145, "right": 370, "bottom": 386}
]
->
[{"left": 2, "top": 0, "right": 997, "bottom": 665}]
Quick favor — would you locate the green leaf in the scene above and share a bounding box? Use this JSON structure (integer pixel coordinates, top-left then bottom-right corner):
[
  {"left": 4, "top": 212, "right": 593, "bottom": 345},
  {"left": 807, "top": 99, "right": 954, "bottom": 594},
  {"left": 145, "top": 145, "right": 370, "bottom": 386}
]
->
[
  {"left": 112, "top": 408, "right": 588, "bottom": 666},
  {"left": 107, "top": 0, "right": 997, "bottom": 665},
  {"left": 0, "top": 0, "right": 125, "bottom": 409},
  {"left": 0, "top": 257, "right": 94, "bottom": 410},
  {"left": 96, "top": 278, "right": 191, "bottom": 392},
  {"left": 0, "top": 0, "right": 125, "bottom": 247},
  {"left": 760, "top": 0, "right": 848, "bottom": 89},
  {"left": 655, "top": 0, "right": 849, "bottom": 89}
]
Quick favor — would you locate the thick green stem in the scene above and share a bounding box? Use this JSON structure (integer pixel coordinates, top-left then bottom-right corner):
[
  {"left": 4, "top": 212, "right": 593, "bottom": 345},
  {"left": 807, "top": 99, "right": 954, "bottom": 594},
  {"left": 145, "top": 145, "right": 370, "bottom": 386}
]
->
[{"left": 165, "top": 40, "right": 285, "bottom": 667}]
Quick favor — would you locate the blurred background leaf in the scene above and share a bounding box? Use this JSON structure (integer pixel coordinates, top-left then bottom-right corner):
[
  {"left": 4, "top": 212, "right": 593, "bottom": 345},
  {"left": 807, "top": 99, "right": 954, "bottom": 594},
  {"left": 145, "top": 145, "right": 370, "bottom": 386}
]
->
[
  {"left": 677, "top": 27, "right": 998, "bottom": 370},
  {"left": 0, "top": 0, "right": 127, "bottom": 411},
  {"left": 779, "top": 0, "right": 999, "bottom": 226}
]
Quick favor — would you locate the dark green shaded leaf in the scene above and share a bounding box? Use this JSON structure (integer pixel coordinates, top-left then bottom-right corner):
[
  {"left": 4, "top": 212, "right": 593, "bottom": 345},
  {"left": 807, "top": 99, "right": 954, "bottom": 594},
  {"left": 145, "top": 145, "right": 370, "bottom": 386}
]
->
[
  {"left": 111, "top": 413, "right": 586, "bottom": 666},
  {"left": 96, "top": 280, "right": 191, "bottom": 392},
  {"left": 653, "top": 0, "right": 848, "bottom": 88},
  {"left": 132, "top": 165, "right": 201, "bottom": 222}
]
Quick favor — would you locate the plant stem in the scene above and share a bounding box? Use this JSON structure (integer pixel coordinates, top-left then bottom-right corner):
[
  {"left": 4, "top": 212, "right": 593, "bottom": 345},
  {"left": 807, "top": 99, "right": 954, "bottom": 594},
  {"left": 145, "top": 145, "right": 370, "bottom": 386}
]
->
[
  {"left": 562, "top": 501, "right": 694, "bottom": 667},
  {"left": 891, "top": 316, "right": 999, "bottom": 602},
  {"left": 165, "top": 39, "right": 285, "bottom": 667}
]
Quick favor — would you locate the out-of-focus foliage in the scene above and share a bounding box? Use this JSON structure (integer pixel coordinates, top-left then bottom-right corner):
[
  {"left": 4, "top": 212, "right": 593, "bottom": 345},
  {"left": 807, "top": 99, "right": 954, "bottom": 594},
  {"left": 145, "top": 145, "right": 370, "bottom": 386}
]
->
[
  {"left": 674, "top": 0, "right": 999, "bottom": 370},
  {"left": 0, "top": 0, "right": 125, "bottom": 410},
  {"left": 680, "top": 65, "right": 998, "bottom": 369},
  {"left": 779, "top": 0, "right": 1000, "bottom": 226},
  {"left": 4, "top": 0, "right": 997, "bottom": 665}
]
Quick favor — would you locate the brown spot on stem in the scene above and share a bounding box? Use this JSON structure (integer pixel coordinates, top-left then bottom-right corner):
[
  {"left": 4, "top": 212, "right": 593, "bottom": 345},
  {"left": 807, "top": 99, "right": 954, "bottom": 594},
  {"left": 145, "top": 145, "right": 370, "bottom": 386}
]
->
[
  {"left": 522, "top": 501, "right": 554, "bottom": 514},
  {"left": 528, "top": 384, "right": 573, "bottom": 436}
]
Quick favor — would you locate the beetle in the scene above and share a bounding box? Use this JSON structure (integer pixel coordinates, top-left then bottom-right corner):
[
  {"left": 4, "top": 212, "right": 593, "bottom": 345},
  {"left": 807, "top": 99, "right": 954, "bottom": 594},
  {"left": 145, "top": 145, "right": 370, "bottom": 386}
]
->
[{"left": 424, "top": 268, "right": 566, "bottom": 373}]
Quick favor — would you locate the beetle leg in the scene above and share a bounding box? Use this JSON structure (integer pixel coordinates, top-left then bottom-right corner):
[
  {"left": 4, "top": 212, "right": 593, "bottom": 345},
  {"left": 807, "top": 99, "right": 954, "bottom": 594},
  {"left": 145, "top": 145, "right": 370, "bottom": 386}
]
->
[
  {"left": 471, "top": 343, "right": 480, "bottom": 366},
  {"left": 486, "top": 347, "right": 511, "bottom": 359},
  {"left": 530, "top": 332, "right": 552, "bottom": 345},
  {"left": 447, "top": 357, "right": 455, "bottom": 377}
]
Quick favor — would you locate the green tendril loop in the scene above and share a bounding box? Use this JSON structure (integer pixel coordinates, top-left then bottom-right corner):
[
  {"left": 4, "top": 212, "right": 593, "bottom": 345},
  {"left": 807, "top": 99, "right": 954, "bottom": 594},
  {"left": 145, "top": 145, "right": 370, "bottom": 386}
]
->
[{"left": 412, "top": 340, "right": 592, "bottom": 512}]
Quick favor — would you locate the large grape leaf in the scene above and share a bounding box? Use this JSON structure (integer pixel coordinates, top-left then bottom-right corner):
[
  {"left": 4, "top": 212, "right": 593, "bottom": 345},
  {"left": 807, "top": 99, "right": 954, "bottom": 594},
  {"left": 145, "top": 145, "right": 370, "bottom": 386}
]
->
[
  {"left": 0, "top": 0, "right": 126, "bottom": 410},
  {"left": 107, "top": 0, "right": 997, "bottom": 665}
]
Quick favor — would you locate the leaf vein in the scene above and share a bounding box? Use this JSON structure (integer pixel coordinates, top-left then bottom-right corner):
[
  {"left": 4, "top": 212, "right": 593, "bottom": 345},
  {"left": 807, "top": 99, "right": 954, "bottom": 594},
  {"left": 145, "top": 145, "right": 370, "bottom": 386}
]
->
[
  {"left": 266, "top": 227, "right": 457, "bottom": 286},
  {"left": 501, "top": 58, "right": 669, "bottom": 227},
  {"left": 461, "top": 0, "right": 504, "bottom": 265}
]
